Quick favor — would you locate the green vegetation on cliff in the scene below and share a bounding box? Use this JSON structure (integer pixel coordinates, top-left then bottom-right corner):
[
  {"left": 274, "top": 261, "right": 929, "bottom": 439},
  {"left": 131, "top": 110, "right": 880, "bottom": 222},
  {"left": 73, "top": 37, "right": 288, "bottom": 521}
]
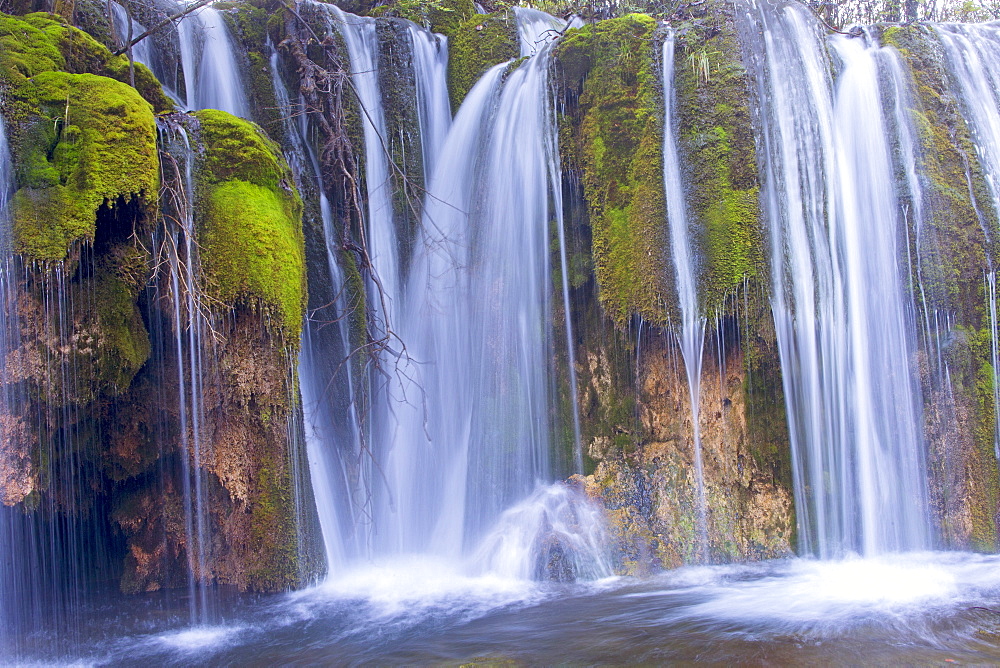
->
[
  {"left": 881, "top": 23, "right": 1000, "bottom": 550},
  {"left": 429, "top": 0, "right": 518, "bottom": 112},
  {"left": 555, "top": 14, "right": 669, "bottom": 327},
  {"left": 0, "top": 11, "right": 172, "bottom": 112},
  {"left": 882, "top": 24, "right": 999, "bottom": 318},
  {"left": 10, "top": 72, "right": 158, "bottom": 260},
  {"left": 0, "top": 11, "right": 168, "bottom": 262},
  {"left": 673, "top": 4, "right": 762, "bottom": 312},
  {"left": 195, "top": 109, "right": 306, "bottom": 339}
]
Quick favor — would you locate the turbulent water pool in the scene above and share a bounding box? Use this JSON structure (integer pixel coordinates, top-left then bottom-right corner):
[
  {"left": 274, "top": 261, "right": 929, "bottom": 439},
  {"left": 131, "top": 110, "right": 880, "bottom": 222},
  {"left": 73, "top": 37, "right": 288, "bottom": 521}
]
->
[{"left": 14, "top": 552, "right": 1000, "bottom": 665}]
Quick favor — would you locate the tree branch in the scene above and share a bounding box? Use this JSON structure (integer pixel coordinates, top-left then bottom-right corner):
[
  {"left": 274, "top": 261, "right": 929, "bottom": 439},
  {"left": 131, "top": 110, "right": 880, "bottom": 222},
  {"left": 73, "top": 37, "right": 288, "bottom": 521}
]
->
[{"left": 111, "top": 0, "right": 214, "bottom": 56}]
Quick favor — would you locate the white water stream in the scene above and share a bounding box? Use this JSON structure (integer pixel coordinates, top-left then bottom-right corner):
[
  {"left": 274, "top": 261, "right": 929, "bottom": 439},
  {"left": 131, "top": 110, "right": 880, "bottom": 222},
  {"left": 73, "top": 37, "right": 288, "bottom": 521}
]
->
[{"left": 740, "top": 1, "right": 928, "bottom": 557}]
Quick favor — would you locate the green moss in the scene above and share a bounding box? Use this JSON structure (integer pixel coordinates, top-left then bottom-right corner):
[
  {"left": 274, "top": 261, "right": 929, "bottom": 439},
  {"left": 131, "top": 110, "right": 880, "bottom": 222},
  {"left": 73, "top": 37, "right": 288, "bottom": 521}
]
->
[
  {"left": 435, "top": 8, "right": 518, "bottom": 113},
  {"left": 555, "top": 14, "right": 668, "bottom": 327},
  {"left": 0, "top": 12, "right": 65, "bottom": 81},
  {"left": 92, "top": 246, "right": 152, "bottom": 391},
  {"left": 372, "top": 0, "right": 472, "bottom": 28},
  {"left": 72, "top": 0, "right": 116, "bottom": 49},
  {"left": 973, "top": 357, "right": 1000, "bottom": 549},
  {"left": 0, "top": 11, "right": 173, "bottom": 112},
  {"left": 226, "top": 4, "right": 285, "bottom": 138},
  {"left": 247, "top": 449, "right": 299, "bottom": 591},
  {"left": 195, "top": 109, "right": 306, "bottom": 338},
  {"left": 673, "top": 0, "right": 762, "bottom": 313},
  {"left": 11, "top": 71, "right": 158, "bottom": 260}
]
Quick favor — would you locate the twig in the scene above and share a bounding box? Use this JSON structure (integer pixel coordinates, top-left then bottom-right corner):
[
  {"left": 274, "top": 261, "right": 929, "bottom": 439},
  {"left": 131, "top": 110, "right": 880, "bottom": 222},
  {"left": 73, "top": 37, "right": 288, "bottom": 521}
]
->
[{"left": 112, "top": 0, "right": 214, "bottom": 56}]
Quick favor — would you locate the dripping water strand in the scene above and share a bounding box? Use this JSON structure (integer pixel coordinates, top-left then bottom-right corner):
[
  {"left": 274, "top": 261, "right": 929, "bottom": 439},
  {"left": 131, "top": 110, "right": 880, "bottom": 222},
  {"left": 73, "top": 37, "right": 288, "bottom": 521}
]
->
[{"left": 662, "top": 30, "right": 709, "bottom": 562}]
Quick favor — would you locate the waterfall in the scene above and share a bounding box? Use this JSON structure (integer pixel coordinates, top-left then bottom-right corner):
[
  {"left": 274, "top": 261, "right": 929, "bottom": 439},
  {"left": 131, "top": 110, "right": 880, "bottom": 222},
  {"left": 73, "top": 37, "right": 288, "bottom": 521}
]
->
[
  {"left": 0, "top": 104, "right": 19, "bottom": 652},
  {"left": 110, "top": 1, "right": 181, "bottom": 103},
  {"left": 110, "top": 2, "right": 155, "bottom": 74},
  {"left": 395, "top": 64, "right": 506, "bottom": 556},
  {"left": 990, "top": 272, "right": 1000, "bottom": 466},
  {"left": 661, "top": 31, "right": 709, "bottom": 561},
  {"left": 295, "top": 5, "right": 605, "bottom": 577},
  {"left": 936, "top": 23, "right": 1000, "bottom": 216},
  {"left": 268, "top": 36, "right": 363, "bottom": 572},
  {"left": 514, "top": 6, "right": 585, "bottom": 473},
  {"left": 409, "top": 26, "right": 452, "bottom": 177},
  {"left": 177, "top": 6, "right": 249, "bottom": 116},
  {"left": 740, "top": 2, "right": 928, "bottom": 558},
  {"left": 516, "top": 6, "right": 566, "bottom": 57},
  {"left": 156, "top": 122, "right": 217, "bottom": 624}
]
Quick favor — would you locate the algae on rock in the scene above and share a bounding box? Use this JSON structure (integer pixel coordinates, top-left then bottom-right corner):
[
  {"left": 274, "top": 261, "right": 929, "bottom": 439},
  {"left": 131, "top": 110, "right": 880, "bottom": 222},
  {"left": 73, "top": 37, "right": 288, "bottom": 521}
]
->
[{"left": 555, "top": 13, "right": 670, "bottom": 327}]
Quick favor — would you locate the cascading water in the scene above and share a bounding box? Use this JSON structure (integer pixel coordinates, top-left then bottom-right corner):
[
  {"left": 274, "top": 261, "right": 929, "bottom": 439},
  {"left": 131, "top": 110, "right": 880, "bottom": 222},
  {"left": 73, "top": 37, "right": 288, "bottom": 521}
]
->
[
  {"left": 393, "top": 64, "right": 507, "bottom": 556},
  {"left": 513, "top": 6, "right": 586, "bottom": 473},
  {"left": 298, "top": 5, "right": 605, "bottom": 577},
  {"left": 157, "top": 123, "right": 215, "bottom": 624},
  {"left": 739, "top": 1, "right": 928, "bottom": 557},
  {"left": 11, "top": 1, "right": 1000, "bottom": 663},
  {"left": 936, "top": 23, "right": 1000, "bottom": 214},
  {"left": 661, "top": 30, "right": 709, "bottom": 561},
  {"left": 267, "top": 33, "right": 365, "bottom": 572},
  {"left": 0, "top": 103, "right": 19, "bottom": 653},
  {"left": 177, "top": 5, "right": 249, "bottom": 116},
  {"left": 990, "top": 271, "right": 1000, "bottom": 465},
  {"left": 110, "top": 2, "right": 154, "bottom": 73},
  {"left": 409, "top": 26, "right": 451, "bottom": 177}
]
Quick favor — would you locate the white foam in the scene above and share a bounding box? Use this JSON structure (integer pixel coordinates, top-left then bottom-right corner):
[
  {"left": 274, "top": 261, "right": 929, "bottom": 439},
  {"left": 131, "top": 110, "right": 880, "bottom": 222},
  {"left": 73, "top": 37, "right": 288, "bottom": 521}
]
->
[
  {"left": 153, "top": 624, "right": 244, "bottom": 652},
  {"left": 323, "top": 557, "right": 535, "bottom": 607},
  {"left": 685, "top": 552, "right": 1000, "bottom": 626}
]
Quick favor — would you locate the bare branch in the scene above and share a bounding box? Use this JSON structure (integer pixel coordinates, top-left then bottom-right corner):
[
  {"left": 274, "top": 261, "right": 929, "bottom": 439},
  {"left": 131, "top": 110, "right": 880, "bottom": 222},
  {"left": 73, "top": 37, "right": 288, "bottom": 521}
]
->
[{"left": 111, "top": 0, "right": 214, "bottom": 57}]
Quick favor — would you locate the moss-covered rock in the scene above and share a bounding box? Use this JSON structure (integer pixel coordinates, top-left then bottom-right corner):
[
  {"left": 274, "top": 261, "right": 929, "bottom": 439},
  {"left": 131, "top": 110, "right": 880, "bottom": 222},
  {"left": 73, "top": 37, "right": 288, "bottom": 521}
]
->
[
  {"left": 432, "top": 1, "right": 518, "bottom": 113},
  {"left": 0, "top": 11, "right": 173, "bottom": 112},
  {"left": 672, "top": 2, "right": 762, "bottom": 312},
  {"left": 195, "top": 109, "right": 306, "bottom": 339},
  {"left": 555, "top": 14, "right": 669, "bottom": 327},
  {"left": 11, "top": 72, "right": 158, "bottom": 260},
  {"left": 580, "top": 321, "right": 795, "bottom": 570}
]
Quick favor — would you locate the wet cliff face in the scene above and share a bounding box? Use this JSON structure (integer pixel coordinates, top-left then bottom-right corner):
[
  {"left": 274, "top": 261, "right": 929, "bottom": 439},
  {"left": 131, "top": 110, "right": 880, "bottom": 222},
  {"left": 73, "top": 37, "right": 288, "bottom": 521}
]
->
[
  {"left": 554, "top": 0, "right": 795, "bottom": 571},
  {"left": 0, "top": 13, "right": 322, "bottom": 594},
  {"left": 882, "top": 23, "right": 1000, "bottom": 551},
  {"left": 573, "top": 310, "right": 794, "bottom": 572}
]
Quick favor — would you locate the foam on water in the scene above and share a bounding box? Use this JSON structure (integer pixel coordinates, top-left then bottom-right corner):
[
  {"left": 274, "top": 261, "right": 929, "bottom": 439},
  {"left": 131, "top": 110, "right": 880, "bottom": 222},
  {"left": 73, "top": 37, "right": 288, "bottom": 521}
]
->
[
  {"left": 152, "top": 625, "right": 246, "bottom": 652},
  {"left": 657, "top": 552, "right": 1000, "bottom": 631},
  {"left": 471, "top": 483, "right": 613, "bottom": 581},
  {"left": 284, "top": 556, "right": 546, "bottom": 635}
]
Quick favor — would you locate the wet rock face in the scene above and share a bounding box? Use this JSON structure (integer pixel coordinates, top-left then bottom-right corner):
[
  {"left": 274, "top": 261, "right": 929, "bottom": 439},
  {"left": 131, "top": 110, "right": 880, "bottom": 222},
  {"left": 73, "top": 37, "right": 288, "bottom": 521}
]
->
[
  {"left": 580, "top": 327, "right": 795, "bottom": 574},
  {"left": 535, "top": 533, "right": 577, "bottom": 583}
]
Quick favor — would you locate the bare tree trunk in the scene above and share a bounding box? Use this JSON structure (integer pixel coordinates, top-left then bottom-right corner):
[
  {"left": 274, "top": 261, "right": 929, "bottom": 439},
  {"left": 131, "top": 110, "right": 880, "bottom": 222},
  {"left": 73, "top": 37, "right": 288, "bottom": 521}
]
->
[{"left": 885, "top": 0, "right": 902, "bottom": 22}]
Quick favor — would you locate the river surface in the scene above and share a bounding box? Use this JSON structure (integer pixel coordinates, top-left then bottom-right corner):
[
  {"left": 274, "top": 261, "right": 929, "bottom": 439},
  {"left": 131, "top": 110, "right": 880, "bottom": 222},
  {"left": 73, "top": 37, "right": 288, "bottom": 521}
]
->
[{"left": 11, "top": 551, "right": 1000, "bottom": 665}]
